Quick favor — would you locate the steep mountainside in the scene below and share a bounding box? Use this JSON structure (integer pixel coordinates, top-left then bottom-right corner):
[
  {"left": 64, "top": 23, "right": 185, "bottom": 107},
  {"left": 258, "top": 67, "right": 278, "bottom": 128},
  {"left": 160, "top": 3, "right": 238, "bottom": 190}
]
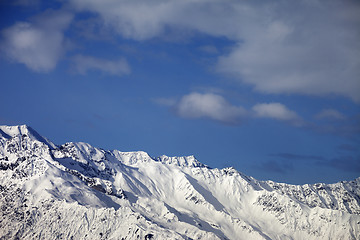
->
[{"left": 0, "top": 125, "right": 359, "bottom": 239}]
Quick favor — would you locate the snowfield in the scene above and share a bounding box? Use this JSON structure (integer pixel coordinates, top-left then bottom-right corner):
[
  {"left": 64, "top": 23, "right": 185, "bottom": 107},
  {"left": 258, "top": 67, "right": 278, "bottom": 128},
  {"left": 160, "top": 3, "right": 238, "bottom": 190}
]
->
[{"left": 0, "top": 125, "right": 359, "bottom": 239}]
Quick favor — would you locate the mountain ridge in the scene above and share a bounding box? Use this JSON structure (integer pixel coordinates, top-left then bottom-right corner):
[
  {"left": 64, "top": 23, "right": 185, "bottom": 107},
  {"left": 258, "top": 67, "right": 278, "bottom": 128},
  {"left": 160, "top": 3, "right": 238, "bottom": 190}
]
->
[{"left": 0, "top": 124, "right": 359, "bottom": 239}]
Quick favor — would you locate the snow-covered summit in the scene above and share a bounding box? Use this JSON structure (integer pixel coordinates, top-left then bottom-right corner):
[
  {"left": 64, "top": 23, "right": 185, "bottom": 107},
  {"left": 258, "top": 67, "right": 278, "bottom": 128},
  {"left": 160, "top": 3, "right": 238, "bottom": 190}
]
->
[
  {"left": 0, "top": 124, "right": 56, "bottom": 149},
  {"left": 0, "top": 125, "right": 359, "bottom": 240},
  {"left": 155, "top": 154, "right": 208, "bottom": 168}
]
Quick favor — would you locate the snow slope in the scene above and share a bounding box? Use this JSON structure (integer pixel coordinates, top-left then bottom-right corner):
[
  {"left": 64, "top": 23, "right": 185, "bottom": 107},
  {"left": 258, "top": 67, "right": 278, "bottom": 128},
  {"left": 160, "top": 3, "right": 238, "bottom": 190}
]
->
[{"left": 0, "top": 125, "right": 359, "bottom": 239}]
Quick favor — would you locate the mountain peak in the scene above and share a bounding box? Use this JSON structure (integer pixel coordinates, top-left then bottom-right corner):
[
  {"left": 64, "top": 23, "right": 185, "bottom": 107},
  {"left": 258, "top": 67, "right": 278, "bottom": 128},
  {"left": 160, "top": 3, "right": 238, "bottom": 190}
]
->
[
  {"left": 0, "top": 125, "right": 359, "bottom": 240},
  {"left": 0, "top": 124, "right": 30, "bottom": 138},
  {"left": 155, "top": 154, "right": 208, "bottom": 168},
  {"left": 0, "top": 124, "right": 56, "bottom": 149}
]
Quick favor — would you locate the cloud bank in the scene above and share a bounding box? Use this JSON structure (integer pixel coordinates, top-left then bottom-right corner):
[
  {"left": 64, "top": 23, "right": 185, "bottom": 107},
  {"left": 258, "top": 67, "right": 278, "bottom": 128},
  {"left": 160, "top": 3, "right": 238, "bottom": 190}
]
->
[
  {"left": 1, "top": 0, "right": 359, "bottom": 102},
  {"left": 68, "top": 0, "right": 360, "bottom": 102},
  {"left": 72, "top": 55, "right": 131, "bottom": 77}
]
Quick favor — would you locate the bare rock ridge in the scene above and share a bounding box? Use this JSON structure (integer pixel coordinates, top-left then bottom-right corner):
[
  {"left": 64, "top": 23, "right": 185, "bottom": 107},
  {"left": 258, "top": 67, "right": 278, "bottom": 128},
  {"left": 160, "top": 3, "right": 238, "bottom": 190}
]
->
[{"left": 0, "top": 125, "right": 359, "bottom": 239}]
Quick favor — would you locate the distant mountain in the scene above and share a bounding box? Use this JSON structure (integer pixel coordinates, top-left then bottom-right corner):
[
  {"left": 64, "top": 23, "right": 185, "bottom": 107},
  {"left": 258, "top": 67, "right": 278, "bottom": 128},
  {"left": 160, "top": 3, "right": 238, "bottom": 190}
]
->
[{"left": 0, "top": 125, "right": 359, "bottom": 239}]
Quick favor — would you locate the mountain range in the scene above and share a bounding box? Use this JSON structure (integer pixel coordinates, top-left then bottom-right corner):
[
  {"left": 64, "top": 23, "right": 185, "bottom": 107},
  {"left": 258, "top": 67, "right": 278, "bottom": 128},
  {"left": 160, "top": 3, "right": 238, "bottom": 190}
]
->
[{"left": 0, "top": 125, "right": 359, "bottom": 239}]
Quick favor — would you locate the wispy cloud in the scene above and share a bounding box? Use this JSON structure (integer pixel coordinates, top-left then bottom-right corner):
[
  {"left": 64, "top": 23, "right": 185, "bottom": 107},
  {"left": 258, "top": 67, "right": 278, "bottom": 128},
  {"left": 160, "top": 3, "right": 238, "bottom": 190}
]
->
[
  {"left": 156, "top": 92, "right": 305, "bottom": 126},
  {"left": 71, "top": 54, "right": 131, "bottom": 77},
  {"left": 252, "top": 103, "right": 303, "bottom": 126},
  {"left": 269, "top": 152, "right": 360, "bottom": 173},
  {"left": 257, "top": 159, "right": 293, "bottom": 174},
  {"left": 308, "top": 114, "right": 360, "bottom": 139},
  {"left": 315, "top": 109, "right": 346, "bottom": 121},
  {"left": 337, "top": 144, "right": 358, "bottom": 152},
  {"left": 269, "top": 153, "right": 326, "bottom": 162},
  {"left": 325, "top": 156, "right": 360, "bottom": 173},
  {"left": 1, "top": 9, "right": 73, "bottom": 72}
]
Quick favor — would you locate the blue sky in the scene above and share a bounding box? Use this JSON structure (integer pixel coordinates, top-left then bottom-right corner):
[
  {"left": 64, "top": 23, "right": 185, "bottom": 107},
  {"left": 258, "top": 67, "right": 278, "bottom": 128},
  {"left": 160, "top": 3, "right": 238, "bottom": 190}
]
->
[{"left": 0, "top": 0, "right": 359, "bottom": 184}]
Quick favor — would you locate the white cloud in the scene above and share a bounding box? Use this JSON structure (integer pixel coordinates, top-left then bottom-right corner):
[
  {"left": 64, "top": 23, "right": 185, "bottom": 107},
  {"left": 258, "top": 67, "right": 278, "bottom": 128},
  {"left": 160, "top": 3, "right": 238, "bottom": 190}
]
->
[
  {"left": 68, "top": 0, "right": 360, "bottom": 102},
  {"left": 158, "top": 93, "right": 307, "bottom": 127},
  {"left": 72, "top": 55, "right": 131, "bottom": 77},
  {"left": 69, "top": 0, "right": 174, "bottom": 40},
  {"left": 1, "top": 10, "right": 73, "bottom": 72},
  {"left": 315, "top": 109, "right": 346, "bottom": 121},
  {"left": 252, "top": 103, "right": 303, "bottom": 126},
  {"left": 174, "top": 92, "right": 247, "bottom": 125},
  {"left": 215, "top": 1, "right": 360, "bottom": 102}
]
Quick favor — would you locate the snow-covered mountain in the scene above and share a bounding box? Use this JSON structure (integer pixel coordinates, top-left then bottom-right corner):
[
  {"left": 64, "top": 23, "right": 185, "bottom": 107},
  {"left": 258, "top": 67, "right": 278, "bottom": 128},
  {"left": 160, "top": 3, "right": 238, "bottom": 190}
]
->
[{"left": 0, "top": 125, "right": 359, "bottom": 239}]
